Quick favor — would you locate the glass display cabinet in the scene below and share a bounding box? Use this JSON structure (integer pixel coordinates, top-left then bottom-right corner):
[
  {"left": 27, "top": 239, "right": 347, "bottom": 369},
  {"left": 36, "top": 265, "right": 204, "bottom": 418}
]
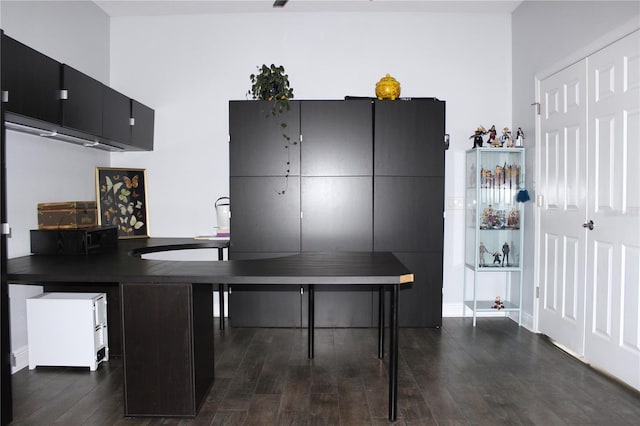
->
[{"left": 464, "top": 147, "right": 525, "bottom": 326}]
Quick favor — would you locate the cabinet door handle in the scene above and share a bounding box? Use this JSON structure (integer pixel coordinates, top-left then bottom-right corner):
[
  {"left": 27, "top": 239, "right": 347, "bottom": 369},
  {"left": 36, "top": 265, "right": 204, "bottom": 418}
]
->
[
  {"left": 59, "top": 90, "right": 68, "bottom": 100},
  {"left": 1, "top": 91, "right": 8, "bottom": 103}
]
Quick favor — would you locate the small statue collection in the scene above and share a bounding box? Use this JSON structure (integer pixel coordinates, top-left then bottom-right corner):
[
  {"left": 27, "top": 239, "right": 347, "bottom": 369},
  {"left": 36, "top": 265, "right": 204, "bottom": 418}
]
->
[
  {"left": 480, "top": 205, "right": 520, "bottom": 230},
  {"left": 470, "top": 125, "right": 524, "bottom": 148},
  {"left": 478, "top": 241, "right": 512, "bottom": 267}
]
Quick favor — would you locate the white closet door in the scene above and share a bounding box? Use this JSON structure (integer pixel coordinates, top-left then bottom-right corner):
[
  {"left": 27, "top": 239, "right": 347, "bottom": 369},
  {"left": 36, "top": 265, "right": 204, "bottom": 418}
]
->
[
  {"left": 538, "top": 60, "right": 588, "bottom": 356},
  {"left": 584, "top": 30, "right": 640, "bottom": 391}
]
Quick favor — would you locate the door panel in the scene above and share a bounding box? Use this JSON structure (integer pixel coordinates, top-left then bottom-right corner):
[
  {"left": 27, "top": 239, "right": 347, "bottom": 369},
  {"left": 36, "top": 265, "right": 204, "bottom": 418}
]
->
[
  {"left": 374, "top": 99, "right": 445, "bottom": 177},
  {"left": 300, "top": 100, "right": 372, "bottom": 176},
  {"left": 301, "top": 176, "right": 372, "bottom": 251},
  {"left": 374, "top": 177, "right": 444, "bottom": 252},
  {"left": 538, "top": 59, "right": 587, "bottom": 355},
  {"left": 229, "top": 177, "right": 300, "bottom": 252},
  {"left": 229, "top": 100, "right": 300, "bottom": 177},
  {"left": 228, "top": 252, "right": 302, "bottom": 327},
  {"left": 584, "top": 30, "right": 640, "bottom": 391}
]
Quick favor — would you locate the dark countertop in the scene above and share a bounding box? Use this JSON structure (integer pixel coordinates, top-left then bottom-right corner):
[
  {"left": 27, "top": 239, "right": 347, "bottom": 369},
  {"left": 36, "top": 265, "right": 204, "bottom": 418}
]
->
[{"left": 7, "top": 238, "right": 413, "bottom": 286}]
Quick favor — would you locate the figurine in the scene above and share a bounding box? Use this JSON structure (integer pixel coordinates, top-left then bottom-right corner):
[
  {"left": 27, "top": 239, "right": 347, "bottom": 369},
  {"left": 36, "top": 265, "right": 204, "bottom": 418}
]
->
[
  {"left": 516, "top": 127, "right": 524, "bottom": 147},
  {"left": 500, "top": 127, "right": 513, "bottom": 147},
  {"left": 502, "top": 242, "right": 510, "bottom": 266},
  {"left": 492, "top": 251, "right": 502, "bottom": 265},
  {"left": 479, "top": 242, "right": 488, "bottom": 266},
  {"left": 507, "top": 208, "right": 519, "bottom": 228},
  {"left": 492, "top": 296, "right": 504, "bottom": 310},
  {"left": 487, "top": 125, "right": 501, "bottom": 147},
  {"left": 470, "top": 126, "right": 486, "bottom": 148}
]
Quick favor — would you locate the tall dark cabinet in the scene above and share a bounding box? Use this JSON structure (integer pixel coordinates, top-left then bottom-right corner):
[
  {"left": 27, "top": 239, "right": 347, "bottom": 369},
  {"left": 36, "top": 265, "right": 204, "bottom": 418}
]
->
[{"left": 229, "top": 98, "right": 445, "bottom": 327}]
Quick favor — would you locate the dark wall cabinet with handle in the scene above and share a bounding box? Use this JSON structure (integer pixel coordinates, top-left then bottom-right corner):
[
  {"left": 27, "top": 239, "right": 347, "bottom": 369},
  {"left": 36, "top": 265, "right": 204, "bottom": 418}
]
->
[
  {"left": 229, "top": 98, "right": 445, "bottom": 327},
  {"left": 0, "top": 32, "right": 154, "bottom": 151},
  {"left": 0, "top": 34, "right": 61, "bottom": 126}
]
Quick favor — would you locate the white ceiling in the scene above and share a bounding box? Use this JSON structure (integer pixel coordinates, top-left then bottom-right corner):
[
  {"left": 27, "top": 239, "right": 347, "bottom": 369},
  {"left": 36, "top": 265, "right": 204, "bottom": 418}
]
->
[{"left": 93, "top": 0, "right": 524, "bottom": 17}]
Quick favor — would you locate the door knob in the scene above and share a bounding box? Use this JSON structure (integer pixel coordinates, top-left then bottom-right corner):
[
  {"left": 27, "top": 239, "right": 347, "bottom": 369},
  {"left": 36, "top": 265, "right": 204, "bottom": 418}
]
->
[{"left": 582, "top": 220, "right": 594, "bottom": 230}]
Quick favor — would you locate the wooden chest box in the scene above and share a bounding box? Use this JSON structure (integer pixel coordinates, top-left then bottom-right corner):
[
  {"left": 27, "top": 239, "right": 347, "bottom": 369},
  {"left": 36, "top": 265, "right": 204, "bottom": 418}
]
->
[{"left": 38, "top": 201, "right": 98, "bottom": 229}]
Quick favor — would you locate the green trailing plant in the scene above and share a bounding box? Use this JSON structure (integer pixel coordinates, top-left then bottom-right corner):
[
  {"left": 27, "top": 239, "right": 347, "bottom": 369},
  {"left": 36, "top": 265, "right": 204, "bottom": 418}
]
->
[
  {"left": 247, "top": 64, "right": 296, "bottom": 195},
  {"left": 248, "top": 64, "right": 294, "bottom": 114}
]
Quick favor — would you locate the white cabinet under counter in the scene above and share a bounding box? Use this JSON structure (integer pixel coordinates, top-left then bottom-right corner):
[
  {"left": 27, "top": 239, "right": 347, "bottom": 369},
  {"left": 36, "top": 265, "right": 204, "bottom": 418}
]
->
[{"left": 27, "top": 292, "right": 108, "bottom": 371}]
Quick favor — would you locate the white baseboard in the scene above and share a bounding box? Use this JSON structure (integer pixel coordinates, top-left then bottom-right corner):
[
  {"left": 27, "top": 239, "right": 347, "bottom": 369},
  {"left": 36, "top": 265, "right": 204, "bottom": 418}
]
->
[{"left": 11, "top": 345, "right": 29, "bottom": 374}]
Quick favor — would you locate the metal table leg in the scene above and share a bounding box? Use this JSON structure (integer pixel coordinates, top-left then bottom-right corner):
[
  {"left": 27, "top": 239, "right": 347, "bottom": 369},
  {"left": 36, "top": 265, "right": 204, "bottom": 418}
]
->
[
  {"left": 389, "top": 284, "right": 398, "bottom": 422},
  {"left": 218, "top": 247, "right": 225, "bottom": 331},
  {"left": 308, "top": 284, "right": 314, "bottom": 359},
  {"left": 378, "top": 285, "right": 384, "bottom": 359}
]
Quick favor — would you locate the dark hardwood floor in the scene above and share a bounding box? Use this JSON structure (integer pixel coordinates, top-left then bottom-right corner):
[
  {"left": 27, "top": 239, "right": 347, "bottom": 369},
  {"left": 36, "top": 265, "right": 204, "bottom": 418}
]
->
[{"left": 10, "top": 318, "right": 640, "bottom": 425}]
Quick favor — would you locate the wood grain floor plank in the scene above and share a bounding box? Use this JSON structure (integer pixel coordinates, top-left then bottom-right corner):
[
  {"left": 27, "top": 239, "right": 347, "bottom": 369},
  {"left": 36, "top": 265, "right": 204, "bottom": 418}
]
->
[{"left": 8, "top": 318, "right": 640, "bottom": 425}]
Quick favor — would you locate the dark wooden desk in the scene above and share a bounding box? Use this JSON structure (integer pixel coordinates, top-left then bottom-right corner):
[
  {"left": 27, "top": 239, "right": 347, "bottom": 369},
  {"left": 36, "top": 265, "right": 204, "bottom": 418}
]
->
[{"left": 6, "top": 240, "right": 413, "bottom": 421}]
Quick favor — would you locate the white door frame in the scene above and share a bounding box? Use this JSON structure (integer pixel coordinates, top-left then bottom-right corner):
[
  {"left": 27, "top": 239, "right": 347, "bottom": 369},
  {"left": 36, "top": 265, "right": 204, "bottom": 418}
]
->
[{"left": 533, "top": 18, "right": 640, "bottom": 333}]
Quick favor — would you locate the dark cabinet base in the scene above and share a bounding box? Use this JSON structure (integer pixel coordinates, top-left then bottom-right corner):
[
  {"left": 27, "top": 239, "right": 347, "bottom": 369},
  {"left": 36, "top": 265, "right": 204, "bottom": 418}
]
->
[{"left": 121, "top": 282, "right": 214, "bottom": 417}]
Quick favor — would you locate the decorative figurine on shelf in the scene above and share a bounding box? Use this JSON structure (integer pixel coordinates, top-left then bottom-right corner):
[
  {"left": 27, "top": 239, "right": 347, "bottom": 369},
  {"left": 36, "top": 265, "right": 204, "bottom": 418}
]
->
[
  {"left": 492, "top": 296, "right": 505, "bottom": 310},
  {"left": 481, "top": 205, "right": 494, "bottom": 229},
  {"left": 502, "top": 242, "right": 510, "bottom": 267},
  {"left": 492, "top": 251, "right": 502, "bottom": 265},
  {"left": 470, "top": 126, "right": 486, "bottom": 148},
  {"left": 507, "top": 208, "right": 519, "bottom": 228},
  {"left": 479, "top": 242, "right": 488, "bottom": 266},
  {"left": 500, "top": 127, "right": 514, "bottom": 147},
  {"left": 516, "top": 127, "right": 525, "bottom": 147},
  {"left": 488, "top": 125, "right": 501, "bottom": 147}
]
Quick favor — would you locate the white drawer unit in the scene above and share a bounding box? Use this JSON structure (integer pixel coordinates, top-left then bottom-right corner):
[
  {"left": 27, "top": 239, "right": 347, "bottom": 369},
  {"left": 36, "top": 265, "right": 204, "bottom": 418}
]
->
[{"left": 27, "top": 292, "right": 108, "bottom": 371}]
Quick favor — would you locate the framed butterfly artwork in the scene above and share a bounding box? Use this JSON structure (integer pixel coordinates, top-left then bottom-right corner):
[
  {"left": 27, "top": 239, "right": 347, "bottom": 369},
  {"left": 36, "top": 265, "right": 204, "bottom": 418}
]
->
[{"left": 95, "top": 167, "right": 149, "bottom": 238}]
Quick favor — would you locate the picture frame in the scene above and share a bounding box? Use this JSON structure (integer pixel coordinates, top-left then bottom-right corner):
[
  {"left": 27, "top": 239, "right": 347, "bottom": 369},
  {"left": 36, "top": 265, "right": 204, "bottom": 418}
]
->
[{"left": 95, "top": 167, "right": 149, "bottom": 238}]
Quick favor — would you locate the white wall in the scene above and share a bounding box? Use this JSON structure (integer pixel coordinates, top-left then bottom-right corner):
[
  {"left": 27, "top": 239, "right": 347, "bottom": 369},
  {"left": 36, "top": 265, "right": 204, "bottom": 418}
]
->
[
  {"left": 511, "top": 0, "right": 640, "bottom": 329},
  {"left": 109, "top": 11, "right": 513, "bottom": 316},
  {"left": 1, "top": 3, "right": 515, "bottom": 371},
  {"left": 1, "top": 0, "right": 111, "bottom": 371}
]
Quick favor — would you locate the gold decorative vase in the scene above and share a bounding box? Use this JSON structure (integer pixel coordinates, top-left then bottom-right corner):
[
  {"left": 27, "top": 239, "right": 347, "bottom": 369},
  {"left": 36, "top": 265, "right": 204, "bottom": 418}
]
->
[{"left": 375, "top": 73, "right": 401, "bottom": 100}]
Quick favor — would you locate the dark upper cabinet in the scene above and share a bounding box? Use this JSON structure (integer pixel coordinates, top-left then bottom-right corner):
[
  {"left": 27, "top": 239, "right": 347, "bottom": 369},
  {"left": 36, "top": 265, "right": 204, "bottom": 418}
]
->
[
  {"left": 102, "top": 85, "right": 131, "bottom": 144},
  {"left": 229, "top": 100, "right": 300, "bottom": 177},
  {"left": 1, "top": 34, "right": 61, "bottom": 125},
  {"left": 131, "top": 100, "right": 155, "bottom": 151},
  {"left": 374, "top": 176, "right": 445, "bottom": 252},
  {"left": 229, "top": 176, "right": 301, "bottom": 253},
  {"left": 374, "top": 98, "right": 445, "bottom": 177},
  {"left": 300, "top": 100, "right": 372, "bottom": 176},
  {"left": 61, "top": 64, "right": 102, "bottom": 136},
  {"left": 301, "top": 176, "right": 372, "bottom": 252},
  {"left": 1, "top": 33, "right": 154, "bottom": 151}
]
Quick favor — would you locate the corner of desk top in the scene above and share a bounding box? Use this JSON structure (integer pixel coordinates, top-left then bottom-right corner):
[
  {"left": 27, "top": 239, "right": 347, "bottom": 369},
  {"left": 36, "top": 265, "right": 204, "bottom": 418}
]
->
[{"left": 400, "top": 273, "right": 414, "bottom": 284}]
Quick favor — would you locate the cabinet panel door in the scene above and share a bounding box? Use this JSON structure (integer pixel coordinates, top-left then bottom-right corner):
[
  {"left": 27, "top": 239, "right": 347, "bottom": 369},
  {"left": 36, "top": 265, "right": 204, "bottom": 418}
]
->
[
  {"left": 62, "top": 65, "right": 102, "bottom": 135},
  {"left": 102, "top": 85, "right": 131, "bottom": 144},
  {"left": 301, "top": 176, "right": 372, "bottom": 251},
  {"left": 374, "top": 176, "right": 444, "bottom": 252},
  {"left": 373, "top": 252, "right": 442, "bottom": 327},
  {"left": 379, "top": 252, "right": 443, "bottom": 327},
  {"left": 121, "top": 283, "right": 197, "bottom": 416},
  {"left": 229, "top": 100, "right": 300, "bottom": 177},
  {"left": 374, "top": 99, "right": 445, "bottom": 177},
  {"left": 310, "top": 285, "right": 375, "bottom": 328},
  {"left": 300, "top": 100, "right": 373, "bottom": 176},
  {"left": 1, "top": 35, "right": 61, "bottom": 124},
  {"left": 131, "top": 100, "right": 155, "bottom": 151},
  {"left": 228, "top": 252, "right": 302, "bottom": 327},
  {"left": 230, "top": 177, "right": 301, "bottom": 252}
]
